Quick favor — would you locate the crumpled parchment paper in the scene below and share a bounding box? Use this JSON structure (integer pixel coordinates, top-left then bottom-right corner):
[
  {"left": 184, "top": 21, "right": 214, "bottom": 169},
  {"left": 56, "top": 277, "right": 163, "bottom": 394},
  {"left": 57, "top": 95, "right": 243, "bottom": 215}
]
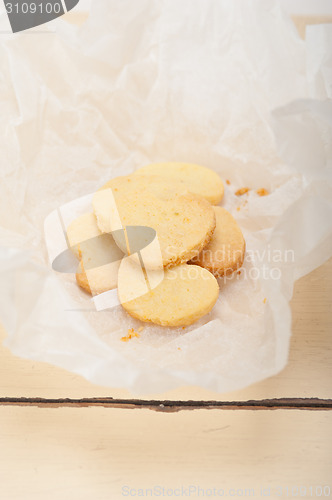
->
[{"left": 0, "top": 0, "right": 331, "bottom": 394}]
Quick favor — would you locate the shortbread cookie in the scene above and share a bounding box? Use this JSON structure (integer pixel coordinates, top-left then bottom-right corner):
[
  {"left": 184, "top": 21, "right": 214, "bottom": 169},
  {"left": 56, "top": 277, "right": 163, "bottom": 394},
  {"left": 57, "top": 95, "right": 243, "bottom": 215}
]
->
[
  {"left": 191, "top": 207, "right": 245, "bottom": 277},
  {"left": 134, "top": 162, "right": 224, "bottom": 205},
  {"left": 118, "top": 260, "right": 219, "bottom": 327},
  {"left": 66, "top": 213, "right": 124, "bottom": 294},
  {"left": 75, "top": 258, "right": 121, "bottom": 295},
  {"left": 92, "top": 175, "right": 216, "bottom": 269},
  {"left": 67, "top": 213, "right": 104, "bottom": 259}
]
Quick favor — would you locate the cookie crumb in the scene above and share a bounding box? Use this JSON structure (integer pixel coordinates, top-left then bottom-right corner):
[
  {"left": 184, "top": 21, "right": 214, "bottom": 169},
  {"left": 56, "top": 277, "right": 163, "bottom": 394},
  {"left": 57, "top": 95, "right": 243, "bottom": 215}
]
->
[
  {"left": 137, "top": 326, "right": 144, "bottom": 333},
  {"left": 257, "top": 188, "right": 269, "bottom": 196},
  {"left": 235, "top": 187, "right": 250, "bottom": 196},
  {"left": 178, "top": 347, "right": 181, "bottom": 350},
  {"left": 226, "top": 179, "right": 231, "bottom": 185},
  {"left": 263, "top": 298, "right": 267, "bottom": 304},
  {"left": 236, "top": 206, "right": 241, "bottom": 211},
  {"left": 237, "top": 270, "right": 241, "bottom": 275},
  {"left": 182, "top": 326, "right": 186, "bottom": 330},
  {"left": 121, "top": 328, "right": 141, "bottom": 342}
]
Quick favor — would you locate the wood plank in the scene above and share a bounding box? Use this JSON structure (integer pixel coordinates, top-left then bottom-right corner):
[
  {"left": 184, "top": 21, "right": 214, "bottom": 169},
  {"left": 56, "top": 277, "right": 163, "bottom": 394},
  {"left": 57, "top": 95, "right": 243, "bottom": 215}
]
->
[{"left": 0, "top": 406, "right": 331, "bottom": 499}]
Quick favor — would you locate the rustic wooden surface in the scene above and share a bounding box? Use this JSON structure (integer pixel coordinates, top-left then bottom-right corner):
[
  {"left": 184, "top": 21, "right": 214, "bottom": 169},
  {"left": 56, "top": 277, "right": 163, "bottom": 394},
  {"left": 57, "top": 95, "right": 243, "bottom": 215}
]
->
[
  {"left": 0, "top": 406, "right": 331, "bottom": 499},
  {"left": 0, "top": 12, "right": 331, "bottom": 500}
]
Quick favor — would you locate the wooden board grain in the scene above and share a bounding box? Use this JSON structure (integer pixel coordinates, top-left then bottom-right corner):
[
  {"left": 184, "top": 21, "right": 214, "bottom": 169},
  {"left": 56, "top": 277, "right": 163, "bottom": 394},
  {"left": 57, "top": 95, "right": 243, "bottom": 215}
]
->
[{"left": 0, "top": 406, "right": 331, "bottom": 499}]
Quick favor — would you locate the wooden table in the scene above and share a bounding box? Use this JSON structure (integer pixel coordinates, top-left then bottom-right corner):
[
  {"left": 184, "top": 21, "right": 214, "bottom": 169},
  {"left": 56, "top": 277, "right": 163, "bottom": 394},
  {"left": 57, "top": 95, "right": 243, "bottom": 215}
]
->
[{"left": 0, "top": 13, "right": 331, "bottom": 500}]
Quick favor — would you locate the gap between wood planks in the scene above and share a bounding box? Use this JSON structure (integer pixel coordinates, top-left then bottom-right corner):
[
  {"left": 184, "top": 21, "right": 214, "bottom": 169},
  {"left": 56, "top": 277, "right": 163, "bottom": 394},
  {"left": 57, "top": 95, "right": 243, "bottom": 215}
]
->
[{"left": 0, "top": 397, "right": 331, "bottom": 412}]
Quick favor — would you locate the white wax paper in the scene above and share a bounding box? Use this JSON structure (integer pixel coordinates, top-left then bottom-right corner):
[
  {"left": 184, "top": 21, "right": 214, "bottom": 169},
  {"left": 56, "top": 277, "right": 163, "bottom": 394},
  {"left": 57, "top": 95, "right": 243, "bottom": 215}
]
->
[{"left": 0, "top": 0, "right": 331, "bottom": 394}]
